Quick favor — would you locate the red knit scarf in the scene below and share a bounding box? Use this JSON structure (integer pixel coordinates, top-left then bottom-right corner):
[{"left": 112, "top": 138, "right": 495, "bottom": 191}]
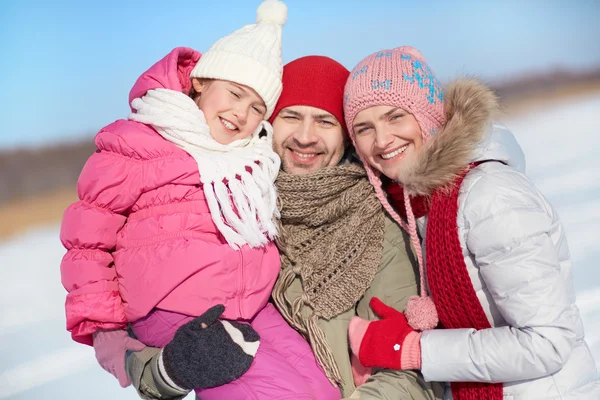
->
[
  {"left": 426, "top": 163, "right": 503, "bottom": 400},
  {"left": 387, "top": 164, "right": 503, "bottom": 399},
  {"left": 384, "top": 180, "right": 429, "bottom": 219}
]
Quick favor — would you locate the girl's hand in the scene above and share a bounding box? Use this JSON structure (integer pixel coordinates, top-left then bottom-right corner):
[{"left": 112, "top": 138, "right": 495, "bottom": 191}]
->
[{"left": 93, "top": 329, "right": 146, "bottom": 387}]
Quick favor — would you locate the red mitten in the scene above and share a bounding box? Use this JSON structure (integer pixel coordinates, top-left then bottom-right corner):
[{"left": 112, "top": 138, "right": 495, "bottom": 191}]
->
[{"left": 348, "top": 297, "right": 422, "bottom": 370}]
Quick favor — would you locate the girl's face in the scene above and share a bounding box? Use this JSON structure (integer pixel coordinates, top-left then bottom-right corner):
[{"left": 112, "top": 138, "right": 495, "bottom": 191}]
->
[
  {"left": 192, "top": 79, "right": 266, "bottom": 145},
  {"left": 352, "top": 105, "right": 423, "bottom": 179}
]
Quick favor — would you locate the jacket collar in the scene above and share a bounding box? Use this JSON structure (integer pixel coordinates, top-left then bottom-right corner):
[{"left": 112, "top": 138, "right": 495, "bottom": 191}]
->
[{"left": 397, "top": 79, "right": 499, "bottom": 196}]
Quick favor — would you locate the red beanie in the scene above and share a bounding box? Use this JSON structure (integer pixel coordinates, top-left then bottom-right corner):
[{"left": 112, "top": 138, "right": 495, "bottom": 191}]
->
[{"left": 270, "top": 55, "right": 350, "bottom": 132}]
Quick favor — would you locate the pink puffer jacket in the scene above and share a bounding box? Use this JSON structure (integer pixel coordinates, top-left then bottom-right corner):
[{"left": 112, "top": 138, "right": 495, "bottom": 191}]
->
[{"left": 60, "top": 47, "right": 281, "bottom": 345}]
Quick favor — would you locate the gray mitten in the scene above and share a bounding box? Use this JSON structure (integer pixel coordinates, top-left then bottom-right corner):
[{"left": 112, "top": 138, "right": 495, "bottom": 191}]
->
[{"left": 159, "top": 305, "right": 260, "bottom": 390}]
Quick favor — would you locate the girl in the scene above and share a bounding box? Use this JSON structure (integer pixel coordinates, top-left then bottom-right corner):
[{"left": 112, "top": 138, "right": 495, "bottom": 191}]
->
[
  {"left": 343, "top": 46, "right": 600, "bottom": 399},
  {"left": 60, "top": 1, "right": 339, "bottom": 399}
]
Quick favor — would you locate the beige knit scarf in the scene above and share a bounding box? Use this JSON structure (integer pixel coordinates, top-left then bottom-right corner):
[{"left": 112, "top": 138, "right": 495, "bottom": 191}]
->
[{"left": 272, "top": 163, "right": 385, "bottom": 385}]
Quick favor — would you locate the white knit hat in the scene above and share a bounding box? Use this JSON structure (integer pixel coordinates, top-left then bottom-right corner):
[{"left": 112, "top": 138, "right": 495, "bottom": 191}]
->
[{"left": 191, "top": 0, "right": 287, "bottom": 119}]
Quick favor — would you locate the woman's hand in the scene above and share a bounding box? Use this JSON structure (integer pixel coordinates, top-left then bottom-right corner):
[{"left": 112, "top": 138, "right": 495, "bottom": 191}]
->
[{"left": 349, "top": 297, "right": 422, "bottom": 371}]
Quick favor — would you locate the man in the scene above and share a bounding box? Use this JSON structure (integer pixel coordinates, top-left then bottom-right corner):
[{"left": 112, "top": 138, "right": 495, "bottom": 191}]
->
[{"left": 125, "top": 56, "right": 442, "bottom": 400}]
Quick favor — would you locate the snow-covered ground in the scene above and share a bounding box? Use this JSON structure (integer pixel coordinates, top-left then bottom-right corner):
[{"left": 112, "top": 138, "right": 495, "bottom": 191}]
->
[{"left": 1, "top": 94, "right": 599, "bottom": 399}]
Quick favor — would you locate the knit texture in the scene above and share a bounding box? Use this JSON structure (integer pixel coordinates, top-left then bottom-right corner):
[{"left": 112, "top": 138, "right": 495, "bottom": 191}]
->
[
  {"left": 349, "top": 297, "right": 416, "bottom": 370},
  {"left": 400, "top": 331, "right": 422, "bottom": 370},
  {"left": 384, "top": 181, "right": 438, "bottom": 330},
  {"left": 129, "top": 88, "right": 281, "bottom": 249},
  {"left": 344, "top": 46, "right": 445, "bottom": 145},
  {"left": 343, "top": 46, "right": 447, "bottom": 331},
  {"left": 92, "top": 329, "right": 146, "bottom": 387},
  {"left": 160, "top": 305, "right": 260, "bottom": 390},
  {"left": 269, "top": 55, "right": 350, "bottom": 131},
  {"left": 272, "top": 163, "right": 385, "bottom": 384},
  {"left": 191, "top": 0, "right": 287, "bottom": 119},
  {"left": 385, "top": 180, "right": 430, "bottom": 220},
  {"left": 426, "top": 164, "right": 503, "bottom": 400}
]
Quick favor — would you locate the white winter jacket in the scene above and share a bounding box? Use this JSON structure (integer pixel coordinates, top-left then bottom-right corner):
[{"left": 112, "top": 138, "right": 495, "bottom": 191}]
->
[{"left": 397, "top": 80, "right": 600, "bottom": 399}]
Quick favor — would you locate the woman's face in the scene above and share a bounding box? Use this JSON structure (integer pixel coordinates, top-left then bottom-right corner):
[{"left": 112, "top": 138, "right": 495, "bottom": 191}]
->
[
  {"left": 192, "top": 78, "right": 266, "bottom": 145},
  {"left": 352, "top": 105, "right": 423, "bottom": 179}
]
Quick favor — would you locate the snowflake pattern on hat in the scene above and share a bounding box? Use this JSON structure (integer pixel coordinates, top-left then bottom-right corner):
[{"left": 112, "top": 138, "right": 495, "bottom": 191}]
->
[{"left": 401, "top": 54, "right": 444, "bottom": 105}]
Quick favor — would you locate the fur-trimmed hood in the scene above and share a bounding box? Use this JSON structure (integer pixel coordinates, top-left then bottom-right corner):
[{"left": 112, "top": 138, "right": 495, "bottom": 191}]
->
[{"left": 397, "top": 78, "right": 525, "bottom": 196}]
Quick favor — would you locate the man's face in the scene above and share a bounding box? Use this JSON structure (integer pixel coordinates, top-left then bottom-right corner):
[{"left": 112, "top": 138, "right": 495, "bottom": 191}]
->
[{"left": 272, "top": 105, "right": 346, "bottom": 175}]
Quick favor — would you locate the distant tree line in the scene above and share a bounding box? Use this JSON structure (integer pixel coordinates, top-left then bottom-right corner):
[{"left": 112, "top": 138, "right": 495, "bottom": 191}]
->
[
  {"left": 1, "top": 68, "right": 599, "bottom": 206},
  {"left": 491, "top": 67, "right": 600, "bottom": 99},
  {"left": 0, "top": 139, "right": 96, "bottom": 204}
]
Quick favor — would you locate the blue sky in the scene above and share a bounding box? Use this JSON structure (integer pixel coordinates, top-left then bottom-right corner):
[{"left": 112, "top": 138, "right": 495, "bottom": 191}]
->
[{"left": 1, "top": 0, "right": 599, "bottom": 149}]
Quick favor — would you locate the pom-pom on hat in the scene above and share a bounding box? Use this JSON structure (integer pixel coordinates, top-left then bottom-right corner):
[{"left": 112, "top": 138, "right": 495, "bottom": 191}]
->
[
  {"left": 343, "top": 46, "right": 447, "bottom": 331},
  {"left": 191, "top": 0, "right": 288, "bottom": 119}
]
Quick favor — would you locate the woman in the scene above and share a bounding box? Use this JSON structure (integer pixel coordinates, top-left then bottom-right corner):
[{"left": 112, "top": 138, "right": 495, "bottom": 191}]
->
[{"left": 343, "top": 46, "right": 600, "bottom": 399}]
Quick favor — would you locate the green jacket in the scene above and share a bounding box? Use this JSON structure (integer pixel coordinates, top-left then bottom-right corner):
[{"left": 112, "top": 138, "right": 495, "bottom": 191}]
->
[
  {"left": 126, "top": 346, "right": 189, "bottom": 400},
  {"left": 125, "top": 216, "right": 443, "bottom": 400},
  {"left": 280, "top": 215, "right": 443, "bottom": 400}
]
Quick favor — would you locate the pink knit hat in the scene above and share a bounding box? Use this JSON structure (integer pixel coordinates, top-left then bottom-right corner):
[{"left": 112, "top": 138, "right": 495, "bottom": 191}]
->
[
  {"left": 344, "top": 46, "right": 445, "bottom": 142},
  {"left": 343, "top": 46, "right": 446, "bottom": 331}
]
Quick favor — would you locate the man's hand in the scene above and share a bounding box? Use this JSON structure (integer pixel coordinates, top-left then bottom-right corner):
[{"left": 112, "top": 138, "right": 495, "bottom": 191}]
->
[{"left": 160, "top": 304, "right": 260, "bottom": 390}]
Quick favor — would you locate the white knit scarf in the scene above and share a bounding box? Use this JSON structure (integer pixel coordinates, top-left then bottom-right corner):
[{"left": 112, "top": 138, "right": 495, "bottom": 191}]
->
[{"left": 129, "top": 88, "right": 281, "bottom": 249}]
